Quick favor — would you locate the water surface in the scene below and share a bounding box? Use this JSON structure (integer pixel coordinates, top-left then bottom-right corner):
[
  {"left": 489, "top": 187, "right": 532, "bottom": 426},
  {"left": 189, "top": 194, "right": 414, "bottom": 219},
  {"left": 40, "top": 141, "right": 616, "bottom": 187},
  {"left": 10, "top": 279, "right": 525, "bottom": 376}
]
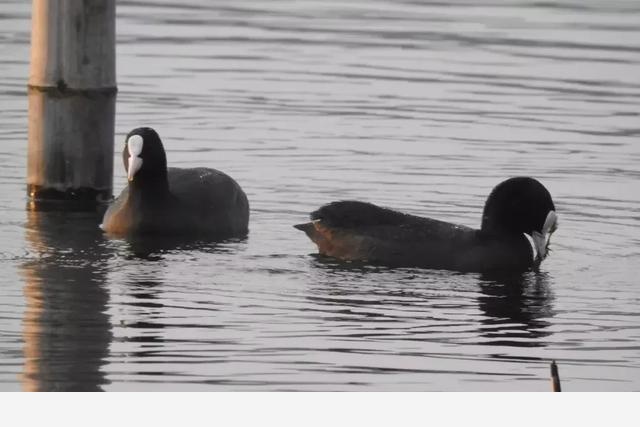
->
[{"left": 1, "top": 0, "right": 639, "bottom": 391}]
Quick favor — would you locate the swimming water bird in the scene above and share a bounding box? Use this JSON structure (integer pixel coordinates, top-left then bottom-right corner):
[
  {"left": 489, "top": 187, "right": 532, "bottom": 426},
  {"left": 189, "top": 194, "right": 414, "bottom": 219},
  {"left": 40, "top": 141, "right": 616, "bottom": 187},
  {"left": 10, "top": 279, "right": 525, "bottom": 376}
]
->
[
  {"left": 101, "top": 127, "right": 249, "bottom": 238},
  {"left": 294, "top": 177, "right": 557, "bottom": 272}
]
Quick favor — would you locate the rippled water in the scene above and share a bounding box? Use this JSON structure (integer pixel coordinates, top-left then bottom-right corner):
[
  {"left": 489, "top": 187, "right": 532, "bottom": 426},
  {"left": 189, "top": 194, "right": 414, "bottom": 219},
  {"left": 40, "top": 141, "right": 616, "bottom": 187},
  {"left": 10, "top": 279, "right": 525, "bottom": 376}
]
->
[{"left": 1, "top": 0, "right": 639, "bottom": 391}]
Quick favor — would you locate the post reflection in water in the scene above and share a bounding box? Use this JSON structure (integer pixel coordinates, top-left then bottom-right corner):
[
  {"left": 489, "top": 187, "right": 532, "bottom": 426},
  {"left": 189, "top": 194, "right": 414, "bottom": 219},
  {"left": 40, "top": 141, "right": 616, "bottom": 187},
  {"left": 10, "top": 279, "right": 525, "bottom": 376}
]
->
[
  {"left": 21, "top": 209, "right": 112, "bottom": 391},
  {"left": 477, "top": 272, "right": 554, "bottom": 347}
]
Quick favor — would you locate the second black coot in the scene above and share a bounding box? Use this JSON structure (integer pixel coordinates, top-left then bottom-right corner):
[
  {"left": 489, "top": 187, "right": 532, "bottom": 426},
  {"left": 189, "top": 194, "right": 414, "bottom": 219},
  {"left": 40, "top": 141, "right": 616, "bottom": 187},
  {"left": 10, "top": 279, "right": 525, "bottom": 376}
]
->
[{"left": 294, "top": 177, "right": 557, "bottom": 273}]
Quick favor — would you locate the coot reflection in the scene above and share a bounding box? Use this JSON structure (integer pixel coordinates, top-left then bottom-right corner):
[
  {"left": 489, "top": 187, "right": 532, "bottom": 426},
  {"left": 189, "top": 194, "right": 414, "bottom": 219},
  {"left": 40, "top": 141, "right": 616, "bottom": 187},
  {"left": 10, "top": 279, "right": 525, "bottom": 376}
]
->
[{"left": 477, "top": 272, "right": 554, "bottom": 347}]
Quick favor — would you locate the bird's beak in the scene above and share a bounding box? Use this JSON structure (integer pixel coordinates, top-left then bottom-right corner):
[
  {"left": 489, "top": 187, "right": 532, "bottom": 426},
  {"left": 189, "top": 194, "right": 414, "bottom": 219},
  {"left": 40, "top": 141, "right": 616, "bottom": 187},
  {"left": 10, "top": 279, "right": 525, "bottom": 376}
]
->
[
  {"left": 531, "top": 210, "right": 558, "bottom": 262},
  {"left": 532, "top": 230, "right": 550, "bottom": 261},
  {"left": 126, "top": 134, "right": 144, "bottom": 182},
  {"left": 127, "top": 155, "right": 143, "bottom": 182}
]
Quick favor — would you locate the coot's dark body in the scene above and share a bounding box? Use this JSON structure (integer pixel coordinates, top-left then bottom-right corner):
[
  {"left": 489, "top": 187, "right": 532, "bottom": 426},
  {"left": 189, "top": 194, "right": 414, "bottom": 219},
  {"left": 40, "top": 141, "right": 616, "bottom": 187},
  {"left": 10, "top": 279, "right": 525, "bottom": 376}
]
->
[
  {"left": 101, "top": 127, "right": 249, "bottom": 238},
  {"left": 295, "top": 177, "right": 557, "bottom": 273}
]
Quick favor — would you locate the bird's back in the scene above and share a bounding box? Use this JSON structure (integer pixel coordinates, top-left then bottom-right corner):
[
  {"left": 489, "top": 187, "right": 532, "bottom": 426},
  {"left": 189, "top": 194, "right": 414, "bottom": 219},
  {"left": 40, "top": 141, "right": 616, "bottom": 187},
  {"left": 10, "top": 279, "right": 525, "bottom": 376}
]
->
[{"left": 167, "top": 167, "right": 249, "bottom": 236}]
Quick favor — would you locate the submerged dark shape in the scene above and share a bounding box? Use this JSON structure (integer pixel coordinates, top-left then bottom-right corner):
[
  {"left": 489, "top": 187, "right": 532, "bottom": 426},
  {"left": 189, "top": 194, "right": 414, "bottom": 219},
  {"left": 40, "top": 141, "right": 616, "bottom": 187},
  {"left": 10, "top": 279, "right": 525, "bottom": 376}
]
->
[
  {"left": 294, "top": 177, "right": 557, "bottom": 273},
  {"left": 101, "top": 127, "right": 249, "bottom": 238},
  {"left": 477, "top": 271, "right": 554, "bottom": 346}
]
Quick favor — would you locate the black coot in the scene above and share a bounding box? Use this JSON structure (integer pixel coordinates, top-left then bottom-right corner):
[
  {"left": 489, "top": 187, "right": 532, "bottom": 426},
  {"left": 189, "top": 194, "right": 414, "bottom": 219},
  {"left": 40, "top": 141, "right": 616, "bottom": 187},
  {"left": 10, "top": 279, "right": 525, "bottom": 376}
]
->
[
  {"left": 294, "top": 177, "right": 557, "bottom": 272},
  {"left": 101, "top": 127, "right": 249, "bottom": 238}
]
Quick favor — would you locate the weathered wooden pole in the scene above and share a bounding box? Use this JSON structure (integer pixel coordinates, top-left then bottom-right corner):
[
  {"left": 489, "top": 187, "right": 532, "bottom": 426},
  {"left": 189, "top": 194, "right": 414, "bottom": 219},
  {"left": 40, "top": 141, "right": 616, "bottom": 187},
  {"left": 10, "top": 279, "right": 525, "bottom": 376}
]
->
[{"left": 27, "top": 0, "right": 116, "bottom": 209}]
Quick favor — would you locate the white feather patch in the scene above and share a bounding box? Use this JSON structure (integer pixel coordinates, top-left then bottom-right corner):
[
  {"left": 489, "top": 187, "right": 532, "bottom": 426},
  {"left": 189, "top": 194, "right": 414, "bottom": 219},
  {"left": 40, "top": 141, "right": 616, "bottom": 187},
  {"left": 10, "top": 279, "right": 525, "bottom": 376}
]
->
[{"left": 127, "top": 134, "right": 144, "bottom": 157}]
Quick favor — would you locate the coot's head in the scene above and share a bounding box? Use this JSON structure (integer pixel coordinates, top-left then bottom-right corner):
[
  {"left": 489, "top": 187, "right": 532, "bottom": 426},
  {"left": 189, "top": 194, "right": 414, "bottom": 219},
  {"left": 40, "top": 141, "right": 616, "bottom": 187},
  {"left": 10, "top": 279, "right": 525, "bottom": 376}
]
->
[
  {"left": 123, "top": 127, "right": 168, "bottom": 183},
  {"left": 481, "top": 177, "right": 557, "bottom": 262}
]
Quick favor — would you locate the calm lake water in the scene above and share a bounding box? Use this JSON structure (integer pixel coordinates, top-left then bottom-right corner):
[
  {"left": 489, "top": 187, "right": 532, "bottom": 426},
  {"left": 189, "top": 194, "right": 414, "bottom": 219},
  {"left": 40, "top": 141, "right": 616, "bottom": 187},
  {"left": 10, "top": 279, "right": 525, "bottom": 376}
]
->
[{"left": 1, "top": 0, "right": 639, "bottom": 391}]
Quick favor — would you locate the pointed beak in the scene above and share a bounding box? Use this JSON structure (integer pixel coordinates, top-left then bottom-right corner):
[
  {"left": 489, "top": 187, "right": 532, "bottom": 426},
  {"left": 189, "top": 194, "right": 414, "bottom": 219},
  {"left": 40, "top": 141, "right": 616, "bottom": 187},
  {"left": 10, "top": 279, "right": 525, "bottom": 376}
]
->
[
  {"left": 532, "top": 230, "right": 550, "bottom": 261},
  {"left": 531, "top": 210, "right": 558, "bottom": 262},
  {"left": 127, "top": 155, "right": 143, "bottom": 182}
]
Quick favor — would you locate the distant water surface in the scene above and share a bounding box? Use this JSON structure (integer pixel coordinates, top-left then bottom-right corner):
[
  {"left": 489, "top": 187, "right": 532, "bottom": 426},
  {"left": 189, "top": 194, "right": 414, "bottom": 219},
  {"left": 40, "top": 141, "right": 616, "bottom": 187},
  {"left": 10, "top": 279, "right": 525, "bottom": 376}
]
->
[{"left": 0, "top": 0, "right": 639, "bottom": 390}]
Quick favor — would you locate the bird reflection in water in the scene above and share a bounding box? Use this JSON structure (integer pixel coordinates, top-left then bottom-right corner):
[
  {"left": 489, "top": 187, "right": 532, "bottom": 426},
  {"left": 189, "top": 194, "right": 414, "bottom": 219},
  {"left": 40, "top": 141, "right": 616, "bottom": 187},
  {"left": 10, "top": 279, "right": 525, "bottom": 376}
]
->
[
  {"left": 21, "top": 209, "right": 112, "bottom": 391},
  {"left": 116, "top": 263, "right": 167, "bottom": 352},
  {"left": 477, "top": 271, "right": 555, "bottom": 347},
  {"left": 307, "top": 256, "right": 555, "bottom": 349},
  {"left": 123, "top": 233, "right": 244, "bottom": 260},
  {"left": 108, "top": 234, "right": 243, "bottom": 371}
]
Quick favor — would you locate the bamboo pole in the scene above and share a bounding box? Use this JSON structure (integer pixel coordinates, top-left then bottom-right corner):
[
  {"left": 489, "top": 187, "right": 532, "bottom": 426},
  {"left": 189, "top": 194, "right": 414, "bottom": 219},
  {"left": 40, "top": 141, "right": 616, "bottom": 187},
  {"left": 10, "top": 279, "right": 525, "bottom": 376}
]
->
[{"left": 27, "top": 0, "right": 116, "bottom": 209}]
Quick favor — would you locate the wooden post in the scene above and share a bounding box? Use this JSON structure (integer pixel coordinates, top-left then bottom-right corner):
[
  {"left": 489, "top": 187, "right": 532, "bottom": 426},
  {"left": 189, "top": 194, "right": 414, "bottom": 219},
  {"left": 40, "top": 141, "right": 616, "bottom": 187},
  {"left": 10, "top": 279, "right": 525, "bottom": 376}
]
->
[{"left": 27, "top": 0, "right": 116, "bottom": 209}]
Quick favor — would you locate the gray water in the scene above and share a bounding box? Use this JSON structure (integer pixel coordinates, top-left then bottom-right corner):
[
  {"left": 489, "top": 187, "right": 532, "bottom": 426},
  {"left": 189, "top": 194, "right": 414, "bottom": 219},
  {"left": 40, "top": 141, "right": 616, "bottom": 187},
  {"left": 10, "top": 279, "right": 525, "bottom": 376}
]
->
[{"left": 1, "top": 0, "right": 639, "bottom": 391}]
